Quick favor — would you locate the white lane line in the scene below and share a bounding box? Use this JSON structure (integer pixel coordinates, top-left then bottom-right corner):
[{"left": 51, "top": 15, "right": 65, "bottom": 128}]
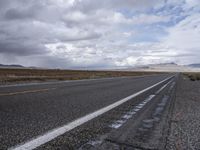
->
[
  {"left": 122, "top": 114, "right": 132, "bottom": 119},
  {"left": 109, "top": 123, "right": 123, "bottom": 129},
  {"left": 109, "top": 119, "right": 127, "bottom": 129},
  {"left": 155, "top": 79, "right": 172, "bottom": 94},
  {"left": 111, "top": 94, "right": 156, "bottom": 129},
  {"left": 9, "top": 76, "right": 173, "bottom": 150},
  {"left": 110, "top": 79, "right": 172, "bottom": 129},
  {"left": 127, "top": 111, "right": 137, "bottom": 115}
]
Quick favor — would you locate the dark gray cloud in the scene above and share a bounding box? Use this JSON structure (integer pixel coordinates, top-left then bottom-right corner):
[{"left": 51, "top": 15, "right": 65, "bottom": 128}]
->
[
  {"left": 4, "top": 8, "right": 36, "bottom": 20},
  {"left": 0, "top": 41, "right": 47, "bottom": 56},
  {"left": 0, "top": 0, "right": 199, "bottom": 68},
  {"left": 0, "top": 0, "right": 102, "bottom": 59}
]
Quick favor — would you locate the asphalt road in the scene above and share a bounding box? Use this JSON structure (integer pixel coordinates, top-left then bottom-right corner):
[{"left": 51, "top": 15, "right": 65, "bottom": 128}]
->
[{"left": 0, "top": 74, "right": 174, "bottom": 149}]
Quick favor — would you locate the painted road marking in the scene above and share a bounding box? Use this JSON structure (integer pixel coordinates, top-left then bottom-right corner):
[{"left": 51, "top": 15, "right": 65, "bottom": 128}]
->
[
  {"left": 9, "top": 76, "right": 173, "bottom": 150},
  {"left": 110, "top": 95, "right": 155, "bottom": 129},
  {"left": 0, "top": 74, "right": 170, "bottom": 88},
  {"left": 155, "top": 80, "right": 172, "bottom": 94},
  {"left": 0, "top": 88, "right": 56, "bottom": 96},
  {"left": 109, "top": 79, "right": 172, "bottom": 130}
]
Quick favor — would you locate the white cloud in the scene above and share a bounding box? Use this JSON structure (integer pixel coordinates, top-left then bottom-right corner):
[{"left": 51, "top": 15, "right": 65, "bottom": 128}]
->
[
  {"left": 163, "top": 14, "right": 200, "bottom": 55},
  {"left": 131, "top": 14, "right": 170, "bottom": 25},
  {"left": 0, "top": 0, "right": 199, "bottom": 68},
  {"left": 185, "top": 0, "right": 200, "bottom": 8}
]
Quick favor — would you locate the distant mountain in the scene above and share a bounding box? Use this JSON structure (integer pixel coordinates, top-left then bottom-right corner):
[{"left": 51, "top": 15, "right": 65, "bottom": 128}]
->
[
  {"left": 119, "top": 62, "right": 200, "bottom": 72},
  {"left": 0, "top": 64, "right": 24, "bottom": 68},
  {"left": 152, "top": 62, "right": 178, "bottom": 66},
  {"left": 188, "top": 64, "right": 200, "bottom": 68}
]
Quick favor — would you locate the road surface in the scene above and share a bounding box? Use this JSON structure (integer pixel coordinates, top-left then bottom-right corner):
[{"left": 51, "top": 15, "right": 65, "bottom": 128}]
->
[{"left": 0, "top": 74, "right": 177, "bottom": 149}]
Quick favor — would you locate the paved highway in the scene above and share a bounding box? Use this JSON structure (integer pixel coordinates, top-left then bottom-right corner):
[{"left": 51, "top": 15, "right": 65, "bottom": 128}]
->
[{"left": 0, "top": 74, "right": 175, "bottom": 149}]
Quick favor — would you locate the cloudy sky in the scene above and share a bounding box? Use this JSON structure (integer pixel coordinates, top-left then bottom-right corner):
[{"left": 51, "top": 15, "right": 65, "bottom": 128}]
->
[{"left": 0, "top": 0, "right": 199, "bottom": 69}]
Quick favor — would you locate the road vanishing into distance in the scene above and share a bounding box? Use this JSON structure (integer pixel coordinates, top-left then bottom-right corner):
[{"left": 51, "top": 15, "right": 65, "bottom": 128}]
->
[{"left": 0, "top": 74, "right": 178, "bottom": 150}]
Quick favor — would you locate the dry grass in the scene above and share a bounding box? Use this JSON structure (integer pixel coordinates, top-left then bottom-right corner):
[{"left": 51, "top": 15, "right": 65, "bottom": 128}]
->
[
  {"left": 184, "top": 72, "right": 200, "bottom": 81},
  {"left": 0, "top": 68, "right": 163, "bottom": 84}
]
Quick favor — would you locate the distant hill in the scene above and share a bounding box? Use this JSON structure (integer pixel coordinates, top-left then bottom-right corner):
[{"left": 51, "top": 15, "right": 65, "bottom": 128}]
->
[
  {"left": 119, "top": 62, "right": 200, "bottom": 72},
  {"left": 188, "top": 64, "right": 200, "bottom": 68},
  {"left": 152, "top": 62, "right": 178, "bottom": 66},
  {"left": 0, "top": 64, "right": 24, "bottom": 68}
]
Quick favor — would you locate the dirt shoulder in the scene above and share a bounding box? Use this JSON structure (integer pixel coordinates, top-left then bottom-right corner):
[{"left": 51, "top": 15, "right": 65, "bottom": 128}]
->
[{"left": 166, "top": 74, "right": 200, "bottom": 150}]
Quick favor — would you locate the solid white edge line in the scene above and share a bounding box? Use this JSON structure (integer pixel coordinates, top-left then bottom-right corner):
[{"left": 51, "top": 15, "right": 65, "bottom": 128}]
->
[
  {"left": 155, "top": 79, "right": 172, "bottom": 94},
  {"left": 9, "top": 76, "right": 174, "bottom": 150}
]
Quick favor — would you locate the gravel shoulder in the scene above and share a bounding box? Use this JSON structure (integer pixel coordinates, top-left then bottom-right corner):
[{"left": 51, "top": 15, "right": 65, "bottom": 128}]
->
[{"left": 166, "top": 75, "right": 200, "bottom": 150}]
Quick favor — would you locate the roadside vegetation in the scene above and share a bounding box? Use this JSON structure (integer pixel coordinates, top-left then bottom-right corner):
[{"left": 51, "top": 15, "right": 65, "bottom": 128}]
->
[
  {"left": 0, "top": 68, "right": 163, "bottom": 85},
  {"left": 184, "top": 72, "right": 200, "bottom": 81}
]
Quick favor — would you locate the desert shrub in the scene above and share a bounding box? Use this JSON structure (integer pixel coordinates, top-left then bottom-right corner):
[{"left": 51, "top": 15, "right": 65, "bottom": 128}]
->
[{"left": 0, "top": 68, "right": 163, "bottom": 84}]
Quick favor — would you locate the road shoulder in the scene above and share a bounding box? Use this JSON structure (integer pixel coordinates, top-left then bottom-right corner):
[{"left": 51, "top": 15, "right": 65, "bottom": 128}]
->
[{"left": 166, "top": 75, "right": 200, "bottom": 149}]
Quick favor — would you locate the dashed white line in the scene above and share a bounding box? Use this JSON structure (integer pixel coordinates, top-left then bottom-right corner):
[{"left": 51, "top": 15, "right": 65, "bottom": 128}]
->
[
  {"left": 110, "top": 94, "right": 155, "bottom": 129},
  {"left": 10, "top": 76, "right": 173, "bottom": 150},
  {"left": 155, "top": 80, "right": 172, "bottom": 94},
  {"left": 109, "top": 79, "right": 173, "bottom": 130}
]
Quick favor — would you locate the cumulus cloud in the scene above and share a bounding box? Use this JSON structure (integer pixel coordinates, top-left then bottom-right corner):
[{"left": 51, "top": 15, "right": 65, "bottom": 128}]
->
[
  {"left": 0, "top": 0, "right": 199, "bottom": 68},
  {"left": 162, "top": 13, "right": 200, "bottom": 64}
]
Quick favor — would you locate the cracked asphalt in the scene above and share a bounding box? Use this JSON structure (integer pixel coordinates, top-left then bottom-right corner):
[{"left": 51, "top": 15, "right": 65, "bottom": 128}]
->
[{"left": 0, "top": 74, "right": 174, "bottom": 149}]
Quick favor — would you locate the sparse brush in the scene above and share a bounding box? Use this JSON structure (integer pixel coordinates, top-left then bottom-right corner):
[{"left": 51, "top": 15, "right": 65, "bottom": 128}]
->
[
  {"left": 0, "top": 68, "right": 163, "bottom": 84},
  {"left": 185, "top": 73, "right": 200, "bottom": 81}
]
